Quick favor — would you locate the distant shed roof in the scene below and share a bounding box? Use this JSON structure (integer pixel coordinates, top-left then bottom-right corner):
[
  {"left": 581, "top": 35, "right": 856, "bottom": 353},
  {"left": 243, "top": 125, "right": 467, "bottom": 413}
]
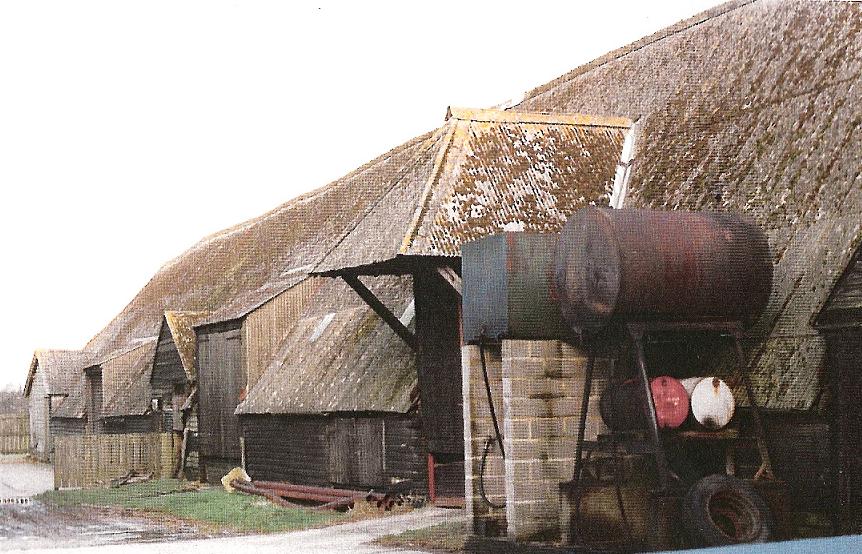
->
[
  {"left": 237, "top": 275, "right": 415, "bottom": 415},
  {"left": 316, "top": 107, "right": 628, "bottom": 273},
  {"left": 512, "top": 0, "right": 862, "bottom": 410},
  {"left": 100, "top": 338, "right": 158, "bottom": 418},
  {"left": 24, "top": 350, "right": 96, "bottom": 398},
  {"left": 51, "top": 373, "right": 88, "bottom": 419}
]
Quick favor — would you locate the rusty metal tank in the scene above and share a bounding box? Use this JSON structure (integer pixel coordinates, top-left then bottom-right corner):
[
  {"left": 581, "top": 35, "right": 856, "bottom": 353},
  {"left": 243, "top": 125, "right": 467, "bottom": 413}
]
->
[{"left": 554, "top": 207, "right": 772, "bottom": 335}]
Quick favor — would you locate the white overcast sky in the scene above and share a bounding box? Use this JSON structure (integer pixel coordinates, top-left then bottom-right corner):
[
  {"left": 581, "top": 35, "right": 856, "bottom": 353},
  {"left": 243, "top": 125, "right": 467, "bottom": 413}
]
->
[{"left": 0, "top": 0, "right": 719, "bottom": 389}]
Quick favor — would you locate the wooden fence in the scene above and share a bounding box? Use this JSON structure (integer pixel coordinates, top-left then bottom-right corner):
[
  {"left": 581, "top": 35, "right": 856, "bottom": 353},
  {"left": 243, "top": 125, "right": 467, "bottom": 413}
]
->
[
  {"left": 0, "top": 414, "right": 29, "bottom": 454},
  {"left": 54, "top": 433, "right": 177, "bottom": 489}
]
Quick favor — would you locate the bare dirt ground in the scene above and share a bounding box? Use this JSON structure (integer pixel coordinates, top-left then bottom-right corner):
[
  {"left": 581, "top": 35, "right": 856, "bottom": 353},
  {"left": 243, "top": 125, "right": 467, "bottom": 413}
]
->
[
  {"left": 0, "top": 456, "right": 464, "bottom": 552},
  {"left": 49, "top": 507, "right": 463, "bottom": 553},
  {"left": 0, "top": 455, "right": 211, "bottom": 550},
  {"left": 0, "top": 502, "right": 207, "bottom": 551}
]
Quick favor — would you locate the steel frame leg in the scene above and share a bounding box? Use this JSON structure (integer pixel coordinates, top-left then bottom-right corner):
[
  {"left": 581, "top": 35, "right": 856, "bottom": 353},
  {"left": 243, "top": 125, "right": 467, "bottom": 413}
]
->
[
  {"left": 731, "top": 328, "right": 774, "bottom": 480},
  {"left": 570, "top": 352, "right": 595, "bottom": 542},
  {"left": 628, "top": 324, "right": 671, "bottom": 491}
]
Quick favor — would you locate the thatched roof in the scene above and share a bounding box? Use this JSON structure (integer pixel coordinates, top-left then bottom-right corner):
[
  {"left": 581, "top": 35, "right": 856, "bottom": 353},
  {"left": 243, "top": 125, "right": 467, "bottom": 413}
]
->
[
  {"left": 511, "top": 0, "right": 862, "bottom": 410},
  {"left": 316, "top": 108, "right": 629, "bottom": 273},
  {"left": 237, "top": 275, "right": 416, "bottom": 415}
]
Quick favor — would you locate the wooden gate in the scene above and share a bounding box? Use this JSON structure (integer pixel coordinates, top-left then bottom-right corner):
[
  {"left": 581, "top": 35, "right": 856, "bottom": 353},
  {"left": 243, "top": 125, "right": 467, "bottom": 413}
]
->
[{"left": 53, "top": 433, "right": 176, "bottom": 489}]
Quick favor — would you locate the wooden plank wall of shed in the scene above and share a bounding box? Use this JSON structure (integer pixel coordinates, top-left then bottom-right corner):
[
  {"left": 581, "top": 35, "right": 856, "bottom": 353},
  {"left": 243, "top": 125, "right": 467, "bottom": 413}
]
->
[
  {"left": 197, "top": 321, "right": 245, "bottom": 477},
  {"left": 102, "top": 415, "right": 159, "bottom": 434},
  {"left": 241, "top": 413, "right": 426, "bottom": 490},
  {"left": 28, "top": 369, "right": 48, "bottom": 458},
  {"left": 242, "top": 277, "right": 320, "bottom": 391},
  {"left": 50, "top": 417, "right": 84, "bottom": 436},
  {"left": 152, "top": 323, "right": 187, "bottom": 399},
  {"left": 86, "top": 369, "right": 103, "bottom": 434},
  {"left": 414, "top": 268, "right": 464, "bottom": 497},
  {"left": 414, "top": 270, "right": 464, "bottom": 453},
  {"left": 827, "top": 328, "right": 862, "bottom": 533}
]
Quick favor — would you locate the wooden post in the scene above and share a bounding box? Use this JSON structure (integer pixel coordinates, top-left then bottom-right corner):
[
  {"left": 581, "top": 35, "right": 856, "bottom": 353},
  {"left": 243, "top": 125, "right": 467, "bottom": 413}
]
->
[{"left": 343, "top": 274, "right": 419, "bottom": 351}]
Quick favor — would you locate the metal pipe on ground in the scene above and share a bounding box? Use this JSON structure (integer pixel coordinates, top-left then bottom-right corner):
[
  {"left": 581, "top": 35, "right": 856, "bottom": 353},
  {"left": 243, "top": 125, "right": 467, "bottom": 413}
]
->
[
  {"left": 254, "top": 480, "right": 390, "bottom": 502},
  {"left": 230, "top": 481, "right": 303, "bottom": 509}
]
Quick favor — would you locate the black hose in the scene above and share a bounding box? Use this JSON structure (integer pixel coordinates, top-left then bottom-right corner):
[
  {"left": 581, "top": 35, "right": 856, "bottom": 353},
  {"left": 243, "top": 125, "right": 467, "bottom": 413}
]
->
[
  {"left": 479, "top": 436, "right": 505, "bottom": 510},
  {"left": 479, "top": 338, "right": 505, "bottom": 458},
  {"left": 478, "top": 338, "right": 506, "bottom": 509}
]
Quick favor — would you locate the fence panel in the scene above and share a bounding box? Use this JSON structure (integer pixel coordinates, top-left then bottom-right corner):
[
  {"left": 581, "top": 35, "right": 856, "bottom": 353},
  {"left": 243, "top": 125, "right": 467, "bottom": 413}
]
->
[
  {"left": 53, "top": 432, "right": 176, "bottom": 489},
  {"left": 0, "top": 414, "right": 29, "bottom": 454}
]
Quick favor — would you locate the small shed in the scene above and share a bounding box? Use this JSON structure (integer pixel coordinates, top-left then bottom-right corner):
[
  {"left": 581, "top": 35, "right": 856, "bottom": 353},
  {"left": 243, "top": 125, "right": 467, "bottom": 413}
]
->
[
  {"left": 193, "top": 277, "right": 320, "bottom": 481},
  {"left": 23, "top": 350, "right": 95, "bottom": 460},
  {"left": 150, "top": 311, "right": 208, "bottom": 430},
  {"left": 236, "top": 275, "right": 424, "bottom": 490},
  {"left": 315, "top": 107, "right": 629, "bottom": 500}
]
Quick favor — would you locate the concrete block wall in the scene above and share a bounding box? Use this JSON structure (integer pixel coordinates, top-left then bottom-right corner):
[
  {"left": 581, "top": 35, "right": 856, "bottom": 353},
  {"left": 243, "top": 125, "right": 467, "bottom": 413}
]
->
[
  {"left": 463, "top": 339, "right": 612, "bottom": 543},
  {"left": 462, "top": 344, "right": 507, "bottom": 536}
]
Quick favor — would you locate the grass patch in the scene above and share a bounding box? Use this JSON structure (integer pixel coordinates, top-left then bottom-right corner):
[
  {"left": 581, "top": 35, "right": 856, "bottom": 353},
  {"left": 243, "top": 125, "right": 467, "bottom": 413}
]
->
[
  {"left": 36, "top": 479, "right": 346, "bottom": 533},
  {"left": 375, "top": 519, "right": 468, "bottom": 553}
]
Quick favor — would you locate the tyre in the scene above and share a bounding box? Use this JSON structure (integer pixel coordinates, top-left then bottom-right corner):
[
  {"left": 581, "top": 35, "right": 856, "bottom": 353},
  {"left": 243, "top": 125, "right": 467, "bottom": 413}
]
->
[{"left": 682, "top": 474, "right": 772, "bottom": 547}]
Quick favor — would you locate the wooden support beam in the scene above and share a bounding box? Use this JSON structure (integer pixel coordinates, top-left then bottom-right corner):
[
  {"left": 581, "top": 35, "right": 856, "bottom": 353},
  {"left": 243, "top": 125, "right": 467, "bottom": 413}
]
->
[
  {"left": 343, "top": 274, "right": 418, "bottom": 351},
  {"left": 436, "top": 266, "right": 462, "bottom": 296}
]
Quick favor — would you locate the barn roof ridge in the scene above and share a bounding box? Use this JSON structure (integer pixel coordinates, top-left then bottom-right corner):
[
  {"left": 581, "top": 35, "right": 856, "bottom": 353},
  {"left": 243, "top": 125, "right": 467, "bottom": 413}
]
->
[{"left": 520, "top": 0, "right": 756, "bottom": 105}]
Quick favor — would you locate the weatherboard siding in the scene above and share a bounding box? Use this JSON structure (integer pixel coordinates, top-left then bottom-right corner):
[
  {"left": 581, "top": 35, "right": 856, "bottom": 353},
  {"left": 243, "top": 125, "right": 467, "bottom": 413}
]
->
[
  {"left": 241, "top": 413, "right": 426, "bottom": 490},
  {"left": 152, "top": 324, "right": 187, "bottom": 399},
  {"left": 28, "top": 370, "right": 48, "bottom": 458},
  {"left": 197, "top": 322, "right": 245, "bottom": 465}
]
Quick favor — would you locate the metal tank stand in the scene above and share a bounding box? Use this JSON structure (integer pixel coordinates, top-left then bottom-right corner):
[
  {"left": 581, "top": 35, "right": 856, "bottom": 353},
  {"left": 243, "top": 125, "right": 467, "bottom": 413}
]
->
[{"left": 565, "top": 320, "right": 775, "bottom": 547}]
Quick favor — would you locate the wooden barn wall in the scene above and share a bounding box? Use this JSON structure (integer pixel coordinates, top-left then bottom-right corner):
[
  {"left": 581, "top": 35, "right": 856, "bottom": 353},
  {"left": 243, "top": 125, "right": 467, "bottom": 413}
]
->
[
  {"left": 242, "top": 278, "right": 320, "bottom": 391},
  {"left": 102, "top": 415, "right": 159, "bottom": 435},
  {"left": 28, "top": 369, "right": 49, "bottom": 458},
  {"left": 413, "top": 269, "right": 464, "bottom": 455},
  {"left": 242, "top": 415, "right": 329, "bottom": 485},
  {"left": 50, "top": 417, "right": 84, "bottom": 436},
  {"left": 86, "top": 369, "right": 103, "bottom": 434},
  {"left": 762, "top": 412, "right": 832, "bottom": 513},
  {"left": 241, "top": 412, "right": 426, "bottom": 490},
  {"left": 152, "top": 324, "right": 187, "bottom": 399},
  {"left": 826, "top": 328, "right": 862, "bottom": 533},
  {"left": 197, "top": 321, "right": 245, "bottom": 465}
]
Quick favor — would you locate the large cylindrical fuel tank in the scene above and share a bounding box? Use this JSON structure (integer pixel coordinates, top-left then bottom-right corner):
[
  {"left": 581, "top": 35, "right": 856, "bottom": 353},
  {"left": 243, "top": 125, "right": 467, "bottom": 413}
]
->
[{"left": 554, "top": 207, "right": 772, "bottom": 334}]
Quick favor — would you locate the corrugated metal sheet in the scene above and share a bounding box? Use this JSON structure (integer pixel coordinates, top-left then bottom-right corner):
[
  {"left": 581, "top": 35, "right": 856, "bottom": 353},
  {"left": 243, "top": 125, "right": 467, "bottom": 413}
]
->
[
  {"left": 513, "top": 0, "right": 862, "bottom": 410},
  {"left": 99, "top": 338, "right": 158, "bottom": 418},
  {"left": 315, "top": 108, "right": 628, "bottom": 272},
  {"left": 407, "top": 109, "right": 629, "bottom": 256},
  {"left": 163, "top": 310, "right": 210, "bottom": 381},
  {"left": 237, "top": 276, "right": 415, "bottom": 415}
]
